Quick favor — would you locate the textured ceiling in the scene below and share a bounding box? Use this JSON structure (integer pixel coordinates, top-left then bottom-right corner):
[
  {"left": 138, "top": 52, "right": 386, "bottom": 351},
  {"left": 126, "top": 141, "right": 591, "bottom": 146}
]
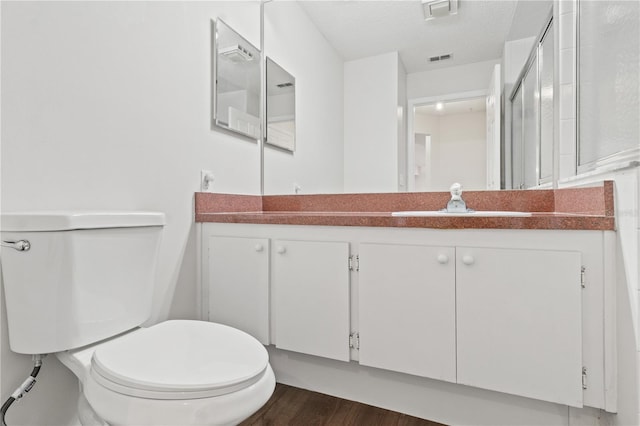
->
[{"left": 296, "top": 0, "right": 552, "bottom": 74}]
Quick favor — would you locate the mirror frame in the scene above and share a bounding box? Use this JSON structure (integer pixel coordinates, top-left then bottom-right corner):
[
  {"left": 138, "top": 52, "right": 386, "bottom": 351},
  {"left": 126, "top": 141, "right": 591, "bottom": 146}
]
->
[{"left": 212, "top": 18, "right": 262, "bottom": 140}]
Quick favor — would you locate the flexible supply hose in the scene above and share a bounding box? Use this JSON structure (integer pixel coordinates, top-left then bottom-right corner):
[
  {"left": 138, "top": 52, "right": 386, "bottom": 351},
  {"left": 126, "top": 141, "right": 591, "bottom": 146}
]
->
[{"left": 1, "top": 355, "right": 44, "bottom": 426}]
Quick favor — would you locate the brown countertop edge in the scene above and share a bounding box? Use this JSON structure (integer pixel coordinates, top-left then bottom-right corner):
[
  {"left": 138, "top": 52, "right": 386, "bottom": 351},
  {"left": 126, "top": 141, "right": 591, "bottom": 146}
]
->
[
  {"left": 194, "top": 181, "right": 615, "bottom": 231},
  {"left": 195, "top": 212, "right": 614, "bottom": 231}
]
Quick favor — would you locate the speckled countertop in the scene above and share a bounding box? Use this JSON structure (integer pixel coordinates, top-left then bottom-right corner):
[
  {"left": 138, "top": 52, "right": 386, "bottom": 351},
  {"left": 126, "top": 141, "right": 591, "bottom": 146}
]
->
[{"left": 194, "top": 182, "right": 615, "bottom": 231}]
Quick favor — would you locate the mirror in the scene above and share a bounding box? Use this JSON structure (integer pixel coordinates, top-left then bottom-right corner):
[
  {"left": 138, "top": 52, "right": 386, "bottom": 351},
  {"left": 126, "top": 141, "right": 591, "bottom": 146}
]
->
[
  {"left": 413, "top": 97, "right": 488, "bottom": 191},
  {"left": 212, "top": 19, "right": 261, "bottom": 140},
  {"left": 263, "top": 0, "right": 553, "bottom": 194},
  {"left": 266, "top": 58, "right": 296, "bottom": 152}
]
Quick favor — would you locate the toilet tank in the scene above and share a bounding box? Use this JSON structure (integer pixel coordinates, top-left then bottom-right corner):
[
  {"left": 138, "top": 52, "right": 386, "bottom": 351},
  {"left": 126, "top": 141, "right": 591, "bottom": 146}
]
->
[{"left": 0, "top": 211, "right": 165, "bottom": 354}]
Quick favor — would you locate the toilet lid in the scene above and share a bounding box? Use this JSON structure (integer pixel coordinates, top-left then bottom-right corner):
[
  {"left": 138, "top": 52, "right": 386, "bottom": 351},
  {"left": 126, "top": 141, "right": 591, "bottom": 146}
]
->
[{"left": 90, "top": 320, "right": 269, "bottom": 399}]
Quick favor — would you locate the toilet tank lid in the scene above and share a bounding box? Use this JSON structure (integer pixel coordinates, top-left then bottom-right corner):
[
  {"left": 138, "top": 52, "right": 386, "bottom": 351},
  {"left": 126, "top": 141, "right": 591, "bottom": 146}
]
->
[{"left": 1, "top": 211, "right": 165, "bottom": 232}]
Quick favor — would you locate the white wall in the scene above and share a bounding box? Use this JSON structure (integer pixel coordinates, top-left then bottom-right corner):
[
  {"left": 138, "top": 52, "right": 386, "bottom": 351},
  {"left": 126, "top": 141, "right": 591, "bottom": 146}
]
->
[
  {"left": 1, "top": 2, "right": 261, "bottom": 424},
  {"left": 407, "top": 59, "right": 500, "bottom": 100},
  {"left": 263, "top": 2, "right": 344, "bottom": 195},
  {"left": 344, "top": 52, "right": 401, "bottom": 193}
]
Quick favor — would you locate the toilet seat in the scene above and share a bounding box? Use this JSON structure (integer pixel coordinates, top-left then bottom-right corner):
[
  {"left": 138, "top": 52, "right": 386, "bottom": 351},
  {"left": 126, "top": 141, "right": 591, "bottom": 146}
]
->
[{"left": 90, "top": 320, "right": 269, "bottom": 400}]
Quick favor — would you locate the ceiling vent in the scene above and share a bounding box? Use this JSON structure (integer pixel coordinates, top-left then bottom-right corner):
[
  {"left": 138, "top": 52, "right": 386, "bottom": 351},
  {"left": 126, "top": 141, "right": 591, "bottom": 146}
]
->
[
  {"left": 219, "top": 45, "right": 254, "bottom": 63},
  {"left": 422, "top": 0, "right": 458, "bottom": 21},
  {"left": 429, "top": 53, "right": 453, "bottom": 62}
]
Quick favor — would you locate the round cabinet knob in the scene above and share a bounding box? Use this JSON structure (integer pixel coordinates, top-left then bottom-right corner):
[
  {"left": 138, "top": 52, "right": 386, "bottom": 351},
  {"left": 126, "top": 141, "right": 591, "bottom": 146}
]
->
[
  {"left": 276, "top": 246, "right": 286, "bottom": 255},
  {"left": 254, "top": 244, "right": 264, "bottom": 252},
  {"left": 462, "top": 255, "right": 475, "bottom": 265},
  {"left": 437, "top": 254, "right": 449, "bottom": 264}
]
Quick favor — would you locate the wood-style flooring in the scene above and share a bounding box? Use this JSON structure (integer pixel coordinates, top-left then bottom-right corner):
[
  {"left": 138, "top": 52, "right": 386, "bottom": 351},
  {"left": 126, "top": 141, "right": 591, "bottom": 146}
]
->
[{"left": 240, "top": 383, "right": 446, "bottom": 426}]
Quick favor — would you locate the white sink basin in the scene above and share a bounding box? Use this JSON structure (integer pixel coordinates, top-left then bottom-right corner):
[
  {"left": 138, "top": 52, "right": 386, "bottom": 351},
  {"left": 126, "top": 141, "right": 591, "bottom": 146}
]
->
[{"left": 391, "top": 210, "right": 532, "bottom": 217}]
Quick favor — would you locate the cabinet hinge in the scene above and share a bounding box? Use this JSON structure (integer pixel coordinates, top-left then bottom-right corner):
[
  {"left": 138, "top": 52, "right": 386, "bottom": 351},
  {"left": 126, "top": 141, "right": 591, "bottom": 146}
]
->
[
  {"left": 349, "top": 255, "right": 359, "bottom": 272},
  {"left": 349, "top": 332, "right": 360, "bottom": 350},
  {"left": 581, "top": 266, "right": 586, "bottom": 289},
  {"left": 582, "top": 366, "right": 588, "bottom": 390}
]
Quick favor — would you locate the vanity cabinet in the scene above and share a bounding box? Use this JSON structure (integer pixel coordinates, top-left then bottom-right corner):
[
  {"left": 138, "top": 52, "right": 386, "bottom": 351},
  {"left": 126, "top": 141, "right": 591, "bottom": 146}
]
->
[
  {"left": 456, "top": 247, "right": 583, "bottom": 407},
  {"left": 206, "top": 235, "right": 270, "bottom": 344},
  {"left": 358, "top": 243, "right": 456, "bottom": 382},
  {"left": 201, "top": 223, "right": 613, "bottom": 411},
  {"left": 358, "top": 244, "right": 583, "bottom": 406},
  {"left": 272, "top": 239, "right": 351, "bottom": 361}
]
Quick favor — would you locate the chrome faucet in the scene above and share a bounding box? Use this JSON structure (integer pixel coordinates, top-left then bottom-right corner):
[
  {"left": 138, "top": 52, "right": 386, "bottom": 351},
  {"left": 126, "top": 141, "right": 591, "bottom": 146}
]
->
[{"left": 443, "top": 183, "right": 474, "bottom": 213}]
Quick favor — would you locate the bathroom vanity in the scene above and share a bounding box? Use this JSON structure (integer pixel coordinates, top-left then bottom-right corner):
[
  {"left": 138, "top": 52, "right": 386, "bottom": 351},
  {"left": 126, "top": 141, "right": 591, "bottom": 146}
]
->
[{"left": 195, "top": 183, "right": 617, "bottom": 423}]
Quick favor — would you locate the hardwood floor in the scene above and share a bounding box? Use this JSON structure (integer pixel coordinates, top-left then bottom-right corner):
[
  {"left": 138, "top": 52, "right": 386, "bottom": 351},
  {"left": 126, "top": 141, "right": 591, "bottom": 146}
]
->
[{"left": 240, "top": 384, "right": 446, "bottom": 426}]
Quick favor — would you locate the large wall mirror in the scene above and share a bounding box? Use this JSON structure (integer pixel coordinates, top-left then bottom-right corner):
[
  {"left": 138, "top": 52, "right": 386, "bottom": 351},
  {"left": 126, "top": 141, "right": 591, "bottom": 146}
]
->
[
  {"left": 212, "top": 19, "right": 261, "bottom": 140},
  {"left": 262, "top": 0, "right": 553, "bottom": 195},
  {"left": 266, "top": 57, "right": 296, "bottom": 152}
]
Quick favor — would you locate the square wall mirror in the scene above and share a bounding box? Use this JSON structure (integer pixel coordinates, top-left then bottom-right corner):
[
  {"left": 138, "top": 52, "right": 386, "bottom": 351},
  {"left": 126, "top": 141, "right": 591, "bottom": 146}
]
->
[
  {"left": 212, "top": 19, "right": 261, "bottom": 139},
  {"left": 265, "top": 57, "right": 296, "bottom": 152}
]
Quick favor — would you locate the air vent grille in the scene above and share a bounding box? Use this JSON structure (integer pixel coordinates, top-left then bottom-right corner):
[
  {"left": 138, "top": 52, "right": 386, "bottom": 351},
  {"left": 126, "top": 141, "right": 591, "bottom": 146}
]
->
[
  {"left": 429, "top": 53, "right": 453, "bottom": 62},
  {"left": 422, "top": 0, "right": 458, "bottom": 20}
]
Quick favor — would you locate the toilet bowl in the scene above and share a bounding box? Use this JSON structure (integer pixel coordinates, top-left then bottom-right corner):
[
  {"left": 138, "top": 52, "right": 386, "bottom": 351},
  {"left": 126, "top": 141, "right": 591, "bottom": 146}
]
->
[{"left": 57, "top": 320, "right": 275, "bottom": 426}]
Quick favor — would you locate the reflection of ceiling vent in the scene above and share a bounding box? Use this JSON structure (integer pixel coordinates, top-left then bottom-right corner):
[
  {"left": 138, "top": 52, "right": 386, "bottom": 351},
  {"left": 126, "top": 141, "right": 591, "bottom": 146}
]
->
[
  {"left": 429, "top": 53, "right": 453, "bottom": 62},
  {"left": 276, "top": 82, "right": 294, "bottom": 88},
  {"left": 422, "top": 0, "right": 458, "bottom": 20},
  {"left": 219, "top": 45, "right": 254, "bottom": 62}
]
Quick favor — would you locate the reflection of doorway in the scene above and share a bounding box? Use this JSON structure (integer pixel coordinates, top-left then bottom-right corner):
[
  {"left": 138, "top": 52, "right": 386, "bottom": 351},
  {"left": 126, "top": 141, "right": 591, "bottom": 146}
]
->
[
  {"left": 414, "top": 133, "right": 431, "bottom": 191},
  {"left": 410, "top": 96, "right": 488, "bottom": 191}
]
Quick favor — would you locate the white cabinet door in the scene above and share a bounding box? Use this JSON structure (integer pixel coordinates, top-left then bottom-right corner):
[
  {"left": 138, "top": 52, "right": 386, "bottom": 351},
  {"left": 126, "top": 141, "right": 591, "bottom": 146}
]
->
[
  {"left": 208, "top": 236, "right": 270, "bottom": 344},
  {"left": 456, "top": 247, "right": 583, "bottom": 407},
  {"left": 273, "top": 239, "right": 350, "bottom": 361},
  {"left": 358, "top": 243, "right": 456, "bottom": 382}
]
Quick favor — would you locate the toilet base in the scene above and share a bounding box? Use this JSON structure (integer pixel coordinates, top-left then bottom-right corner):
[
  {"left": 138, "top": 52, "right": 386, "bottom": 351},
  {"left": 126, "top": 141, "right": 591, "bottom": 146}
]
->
[{"left": 77, "top": 386, "right": 108, "bottom": 426}]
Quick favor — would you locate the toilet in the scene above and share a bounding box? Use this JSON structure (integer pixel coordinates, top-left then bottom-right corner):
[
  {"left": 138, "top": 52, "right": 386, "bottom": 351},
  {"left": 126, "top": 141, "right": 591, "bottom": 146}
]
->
[{"left": 0, "top": 211, "right": 275, "bottom": 426}]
